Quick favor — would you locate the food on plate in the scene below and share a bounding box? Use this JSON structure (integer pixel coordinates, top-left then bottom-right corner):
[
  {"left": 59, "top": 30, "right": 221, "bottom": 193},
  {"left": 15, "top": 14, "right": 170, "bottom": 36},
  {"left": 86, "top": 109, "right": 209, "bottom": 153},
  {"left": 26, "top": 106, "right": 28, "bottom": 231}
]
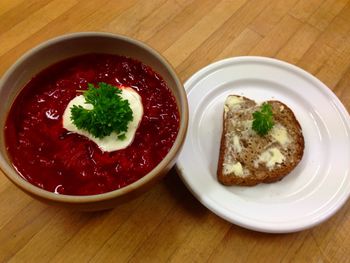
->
[
  {"left": 217, "top": 95, "right": 304, "bottom": 186},
  {"left": 5, "top": 54, "right": 179, "bottom": 195}
]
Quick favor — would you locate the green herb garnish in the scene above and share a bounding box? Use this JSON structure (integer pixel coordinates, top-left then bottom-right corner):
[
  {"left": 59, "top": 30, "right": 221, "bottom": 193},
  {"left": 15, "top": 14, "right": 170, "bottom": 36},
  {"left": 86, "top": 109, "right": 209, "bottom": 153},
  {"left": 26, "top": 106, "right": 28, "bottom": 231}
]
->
[
  {"left": 252, "top": 102, "right": 274, "bottom": 136},
  {"left": 71, "top": 82, "right": 133, "bottom": 139}
]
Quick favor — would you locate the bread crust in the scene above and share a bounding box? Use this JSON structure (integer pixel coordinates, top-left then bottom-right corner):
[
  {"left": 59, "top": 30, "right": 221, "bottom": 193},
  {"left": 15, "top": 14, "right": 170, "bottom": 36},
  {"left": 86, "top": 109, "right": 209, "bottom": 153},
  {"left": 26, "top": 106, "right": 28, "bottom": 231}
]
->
[{"left": 217, "top": 96, "right": 304, "bottom": 186}]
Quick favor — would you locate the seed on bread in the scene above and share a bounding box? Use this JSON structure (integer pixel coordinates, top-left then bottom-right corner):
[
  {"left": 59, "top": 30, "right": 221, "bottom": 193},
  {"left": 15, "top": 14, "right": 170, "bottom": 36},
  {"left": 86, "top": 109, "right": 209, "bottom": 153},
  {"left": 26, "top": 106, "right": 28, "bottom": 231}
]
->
[{"left": 217, "top": 95, "right": 304, "bottom": 186}]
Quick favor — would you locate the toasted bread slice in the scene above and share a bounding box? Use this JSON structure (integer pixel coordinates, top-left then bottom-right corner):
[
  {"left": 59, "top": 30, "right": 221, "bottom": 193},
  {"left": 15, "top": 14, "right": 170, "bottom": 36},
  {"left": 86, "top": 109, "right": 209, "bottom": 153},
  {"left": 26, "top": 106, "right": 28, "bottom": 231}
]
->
[{"left": 217, "top": 95, "right": 304, "bottom": 186}]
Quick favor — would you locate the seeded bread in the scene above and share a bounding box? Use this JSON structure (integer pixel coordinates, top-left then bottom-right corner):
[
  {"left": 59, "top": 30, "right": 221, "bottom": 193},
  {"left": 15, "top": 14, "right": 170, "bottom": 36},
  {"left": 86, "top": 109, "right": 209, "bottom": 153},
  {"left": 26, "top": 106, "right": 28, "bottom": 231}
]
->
[{"left": 217, "top": 95, "right": 304, "bottom": 186}]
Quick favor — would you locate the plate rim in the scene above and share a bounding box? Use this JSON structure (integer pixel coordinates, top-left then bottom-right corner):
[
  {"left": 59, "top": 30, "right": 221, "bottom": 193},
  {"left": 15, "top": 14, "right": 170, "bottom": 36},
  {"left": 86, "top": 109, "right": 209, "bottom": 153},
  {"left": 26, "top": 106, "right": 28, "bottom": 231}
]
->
[{"left": 176, "top": 56, "right": 350, "bottom": 233}]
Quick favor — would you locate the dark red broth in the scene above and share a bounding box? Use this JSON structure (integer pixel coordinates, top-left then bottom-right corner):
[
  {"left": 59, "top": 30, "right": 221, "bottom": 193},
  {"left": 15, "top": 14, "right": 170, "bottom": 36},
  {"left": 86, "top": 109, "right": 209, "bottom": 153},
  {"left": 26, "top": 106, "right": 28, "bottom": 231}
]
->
[{"left": 5, "top": 54, "right": 179, "bottom": 195}]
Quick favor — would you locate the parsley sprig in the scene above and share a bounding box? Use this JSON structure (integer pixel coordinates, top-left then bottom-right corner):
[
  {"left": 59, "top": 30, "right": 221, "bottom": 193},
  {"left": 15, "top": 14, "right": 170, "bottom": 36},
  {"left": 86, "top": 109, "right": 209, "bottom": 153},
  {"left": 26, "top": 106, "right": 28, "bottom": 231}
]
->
[
  {"left": 71, "top": 82, "right": 133, "bottom": 139},
  {"left": 252, "top": 102, "right": 274, "bottom": 136}
]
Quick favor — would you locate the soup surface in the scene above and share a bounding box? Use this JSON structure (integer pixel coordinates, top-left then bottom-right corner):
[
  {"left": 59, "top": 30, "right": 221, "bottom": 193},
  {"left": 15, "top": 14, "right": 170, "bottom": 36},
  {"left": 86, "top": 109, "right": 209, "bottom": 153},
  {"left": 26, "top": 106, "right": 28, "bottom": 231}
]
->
[{"left": 5, "top": 54, "right": 179, "bottom": 195}]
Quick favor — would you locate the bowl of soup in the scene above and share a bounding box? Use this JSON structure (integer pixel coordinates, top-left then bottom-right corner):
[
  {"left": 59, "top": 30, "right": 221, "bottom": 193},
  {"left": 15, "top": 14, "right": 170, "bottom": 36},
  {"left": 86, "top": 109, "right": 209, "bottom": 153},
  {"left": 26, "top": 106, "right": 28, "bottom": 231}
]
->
[{"left": 0, "top": 32, "right": 188, "bottom": 211}]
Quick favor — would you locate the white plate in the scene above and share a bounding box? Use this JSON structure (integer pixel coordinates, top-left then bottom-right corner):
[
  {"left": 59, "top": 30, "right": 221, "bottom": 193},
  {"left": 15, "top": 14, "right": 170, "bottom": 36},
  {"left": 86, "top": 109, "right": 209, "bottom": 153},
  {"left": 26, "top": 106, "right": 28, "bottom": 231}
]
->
[{"left": 176, "top": 56, "right": 350, "bottom": 233}]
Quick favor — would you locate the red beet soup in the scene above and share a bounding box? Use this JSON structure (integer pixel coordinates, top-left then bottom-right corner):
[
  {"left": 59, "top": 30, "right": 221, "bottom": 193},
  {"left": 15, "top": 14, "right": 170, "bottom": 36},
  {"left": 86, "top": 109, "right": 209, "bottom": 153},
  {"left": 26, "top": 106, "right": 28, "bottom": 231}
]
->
[{"left": 5, "top": 54, "right": 179, "bottom": 195}]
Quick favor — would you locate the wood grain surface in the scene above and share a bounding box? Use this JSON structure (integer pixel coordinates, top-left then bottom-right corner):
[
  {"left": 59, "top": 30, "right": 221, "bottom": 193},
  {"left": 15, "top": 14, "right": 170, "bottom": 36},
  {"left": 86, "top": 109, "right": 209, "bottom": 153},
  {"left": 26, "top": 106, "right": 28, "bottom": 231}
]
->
[{"left": 1, "top": 0, "right": 350, "bottom": 262}]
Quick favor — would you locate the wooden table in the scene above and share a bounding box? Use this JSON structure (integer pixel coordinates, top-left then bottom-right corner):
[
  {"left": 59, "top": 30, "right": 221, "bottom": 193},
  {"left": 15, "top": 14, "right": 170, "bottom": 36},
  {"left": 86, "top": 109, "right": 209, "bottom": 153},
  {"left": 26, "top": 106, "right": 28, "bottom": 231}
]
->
[{"left": 1, "top": 0, "right": 350, "bottom": 262}]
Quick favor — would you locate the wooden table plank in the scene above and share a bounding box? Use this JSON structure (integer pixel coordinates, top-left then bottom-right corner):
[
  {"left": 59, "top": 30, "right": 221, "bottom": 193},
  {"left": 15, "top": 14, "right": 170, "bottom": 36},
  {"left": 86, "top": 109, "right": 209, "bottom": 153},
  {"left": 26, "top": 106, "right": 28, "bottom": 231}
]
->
[
  {"left": 177, "top": 0, "right": 269, "bottom": 81},
  {"left": 275, "top": 23, "right": 321, "bottom": 64},
  {"left": 249, "top": 14, "right": 303, "bottom": 57},
  {"left": 146, "top": 0, "right": 219, "bottom": 53},
  {"left": 163, "top": 0, "right": 249, "bottom": 69},
  {"left": 0, "top": 0, "right": 79, "bottom": 57},
  {"left": 249, "top": 0, "right": 299, "bottom": 36}
]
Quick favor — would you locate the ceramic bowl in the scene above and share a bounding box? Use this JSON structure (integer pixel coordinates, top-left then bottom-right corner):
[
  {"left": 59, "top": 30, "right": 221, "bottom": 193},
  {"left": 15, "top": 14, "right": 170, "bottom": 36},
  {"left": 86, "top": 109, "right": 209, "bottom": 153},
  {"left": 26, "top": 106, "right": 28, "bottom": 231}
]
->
[{"left": 0, "top": 32, "right": 188, "bottom": 211}]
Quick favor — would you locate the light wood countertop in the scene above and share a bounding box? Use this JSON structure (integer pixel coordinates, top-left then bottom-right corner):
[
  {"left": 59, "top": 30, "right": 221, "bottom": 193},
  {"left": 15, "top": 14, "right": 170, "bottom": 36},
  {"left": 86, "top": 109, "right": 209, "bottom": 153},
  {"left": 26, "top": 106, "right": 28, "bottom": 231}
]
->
[{"left": 1, "top": 0, "right": 350, "bottom": 262}]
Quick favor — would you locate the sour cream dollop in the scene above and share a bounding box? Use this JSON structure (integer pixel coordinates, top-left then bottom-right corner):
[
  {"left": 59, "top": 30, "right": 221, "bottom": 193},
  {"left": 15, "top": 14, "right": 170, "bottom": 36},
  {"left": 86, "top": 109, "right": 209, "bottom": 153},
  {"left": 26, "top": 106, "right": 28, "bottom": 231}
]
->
[{"left": 63, "top": 87, "right": 143, "bottom": 152}]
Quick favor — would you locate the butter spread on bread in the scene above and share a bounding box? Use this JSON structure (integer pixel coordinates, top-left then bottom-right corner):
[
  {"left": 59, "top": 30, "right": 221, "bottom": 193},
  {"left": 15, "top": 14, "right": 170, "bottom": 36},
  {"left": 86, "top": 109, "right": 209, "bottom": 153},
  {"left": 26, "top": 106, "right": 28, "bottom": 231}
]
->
[{"left": 217, "top": 95, "right": 304, "bottom": 186}]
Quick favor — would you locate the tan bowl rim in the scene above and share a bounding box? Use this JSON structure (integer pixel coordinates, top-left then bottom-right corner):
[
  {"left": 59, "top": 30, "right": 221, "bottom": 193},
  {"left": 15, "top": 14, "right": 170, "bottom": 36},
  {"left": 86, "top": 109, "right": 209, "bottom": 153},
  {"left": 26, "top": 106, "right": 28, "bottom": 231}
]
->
[{"left": 0, "top": 31, "right": 188, "bottom": 204}]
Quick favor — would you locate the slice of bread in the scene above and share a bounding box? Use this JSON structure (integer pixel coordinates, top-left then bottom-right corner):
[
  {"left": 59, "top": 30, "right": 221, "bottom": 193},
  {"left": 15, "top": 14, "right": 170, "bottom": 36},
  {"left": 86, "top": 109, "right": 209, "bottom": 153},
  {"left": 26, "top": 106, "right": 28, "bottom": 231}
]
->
[{"left": 217, "top": 95, "right": 304, "bottom": 186}]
